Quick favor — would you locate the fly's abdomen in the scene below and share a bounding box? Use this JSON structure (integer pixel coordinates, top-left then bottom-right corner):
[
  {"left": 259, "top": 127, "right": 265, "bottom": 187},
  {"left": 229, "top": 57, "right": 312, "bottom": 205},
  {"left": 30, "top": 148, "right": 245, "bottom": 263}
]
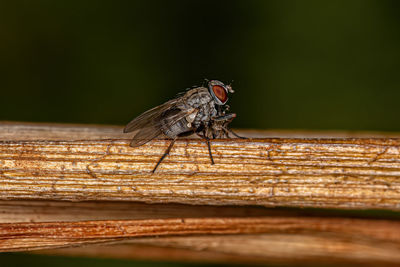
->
[{"left": 160, "top": 108, "right": 192, "bottom": 138}]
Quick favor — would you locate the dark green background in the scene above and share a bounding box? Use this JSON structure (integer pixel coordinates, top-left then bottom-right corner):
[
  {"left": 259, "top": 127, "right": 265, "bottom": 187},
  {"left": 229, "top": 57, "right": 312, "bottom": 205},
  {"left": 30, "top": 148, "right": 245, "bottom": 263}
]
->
[
  {"left": 1, "top": 0, "right": 400, "bottom": 132},
  {"left": 1, "top": 0, "right": 400, "bottom": 266}
]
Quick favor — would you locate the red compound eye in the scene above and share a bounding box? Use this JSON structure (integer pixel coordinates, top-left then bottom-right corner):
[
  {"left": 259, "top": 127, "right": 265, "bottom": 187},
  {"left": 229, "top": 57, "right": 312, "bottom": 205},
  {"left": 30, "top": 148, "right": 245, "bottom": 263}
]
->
[{"left": 212, "top": 85, "right": 228, "bottom": 103}]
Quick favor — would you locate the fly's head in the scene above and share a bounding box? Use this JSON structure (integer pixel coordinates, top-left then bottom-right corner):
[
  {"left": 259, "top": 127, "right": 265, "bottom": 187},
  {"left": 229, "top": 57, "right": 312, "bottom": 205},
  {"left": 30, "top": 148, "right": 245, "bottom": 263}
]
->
[{"left": 208, "top": 80, "right": 234, "bottom": 106}]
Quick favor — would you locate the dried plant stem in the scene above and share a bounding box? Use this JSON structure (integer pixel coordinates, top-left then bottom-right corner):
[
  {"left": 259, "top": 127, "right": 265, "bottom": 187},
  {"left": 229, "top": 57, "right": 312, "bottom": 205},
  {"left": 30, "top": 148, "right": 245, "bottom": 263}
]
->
[
  {"left": 0, "top": 122, "right": 400, "bottom": 209},
  {"left": 1, "top": 122, "right": 400, "bottom": 265}
]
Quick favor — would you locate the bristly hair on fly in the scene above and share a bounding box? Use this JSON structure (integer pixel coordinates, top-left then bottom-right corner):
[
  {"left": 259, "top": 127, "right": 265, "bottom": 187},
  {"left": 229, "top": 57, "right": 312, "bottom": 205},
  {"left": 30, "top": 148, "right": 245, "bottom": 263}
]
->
[
  {"left": 174, "top": 79, "right": 207, "bottom": 98},
  {"left": 123, "top": 79, "right": 245, "bottom": 173}
]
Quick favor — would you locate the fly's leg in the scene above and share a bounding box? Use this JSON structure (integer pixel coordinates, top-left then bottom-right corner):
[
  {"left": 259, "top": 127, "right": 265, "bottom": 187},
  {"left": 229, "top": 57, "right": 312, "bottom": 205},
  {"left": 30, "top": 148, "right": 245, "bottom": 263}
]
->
[
  {"left": 212, "top": 113, "right": 247, "bottom": 139},
  {"left": 152, "top": 138, "right": 177, "bottom": 173},
  {"left": 226, "top": 128, "right": 247, "bottom": 139},
  {"left": 205, "top": 135, "right": 215, "bottom": 165},
  {"left": 222, "top": 127, "right": 232, "bottom": 138},
  {"left": 196, "top": 131, "right": 215, "bottom": 165}
]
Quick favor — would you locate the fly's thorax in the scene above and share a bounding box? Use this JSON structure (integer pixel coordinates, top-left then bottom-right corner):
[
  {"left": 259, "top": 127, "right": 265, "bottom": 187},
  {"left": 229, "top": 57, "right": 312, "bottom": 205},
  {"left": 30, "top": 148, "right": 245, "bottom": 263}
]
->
[
  {"left": 160, "top": 86, "right": 228, "bottom": 137},
  {"left": 183, "top": 87, "right": 219, "bottom": 128},
  {"left": 189, "top": 100, "right": 216, "bottom": 128},
  {"left": 199, "top": 99, "right": 216, "bottom": 122},
  {"left": 184, "top": 87, "right": 213, "bottom": 107}
]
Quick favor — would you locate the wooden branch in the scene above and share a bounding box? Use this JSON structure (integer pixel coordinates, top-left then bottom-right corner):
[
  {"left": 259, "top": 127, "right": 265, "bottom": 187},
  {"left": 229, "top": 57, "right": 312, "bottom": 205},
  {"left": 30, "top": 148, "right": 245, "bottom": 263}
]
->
[
  {"left": 1, "top": 200, "right": 400, "bottom": 265},
  {"left": 1, "top": 121, "right": 400, "bottom": 209},
  {"left": 37, "top": 235, "right": 400, "bottom": 266},
  {"left": 13, "top": 216, "right": 400, "bottom": 251},
  {"left": 2, "top": 121, "right": 400, "bottom": 265},
  {"left": 5, "top": 218, "right": 400, "bottom": 266}
]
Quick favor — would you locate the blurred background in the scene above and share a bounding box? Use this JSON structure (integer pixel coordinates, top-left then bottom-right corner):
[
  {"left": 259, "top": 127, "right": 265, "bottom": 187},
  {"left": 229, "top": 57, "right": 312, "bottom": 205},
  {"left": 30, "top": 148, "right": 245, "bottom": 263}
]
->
[
  {"left": 1, "top": 0, "right": 400, "bottom": 266},
  {"left": 1, "top": 0, "right": 400, "bottom": 132}
]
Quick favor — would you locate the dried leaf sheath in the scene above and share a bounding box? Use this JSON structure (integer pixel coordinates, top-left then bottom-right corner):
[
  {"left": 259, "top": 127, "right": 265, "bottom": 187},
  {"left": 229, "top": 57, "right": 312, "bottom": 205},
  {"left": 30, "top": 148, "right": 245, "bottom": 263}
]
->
[
  {"left": 2, "top": 216, "right": 400, "bottom": 252},
  {"left": 1, "top": 122, "right": 400, "bottom": 210},
  {"left": 2, "top": 123, "right": 400, "bottom": 264}
]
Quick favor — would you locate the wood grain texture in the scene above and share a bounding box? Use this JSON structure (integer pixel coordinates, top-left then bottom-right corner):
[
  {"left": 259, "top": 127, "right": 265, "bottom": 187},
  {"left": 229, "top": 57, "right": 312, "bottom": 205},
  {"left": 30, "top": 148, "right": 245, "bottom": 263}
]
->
[
  {"left": 2, "top": 215, "right": 400, "bottom": 250},
  {"left": 2, "top": 200, "right": 400, "bottom": 264},
  {"left": 6, "top": 200, "right": 335, "bottom": 224},
  {"left": 1, "top": 122, "right": 400, "bottom": 209},
  {"left": 3, "top": 214, "right": 400, "bottom": 265},
  {"left": 8, "top": 200, "right": 400, "bottom": 265},
  {"left": 1, "top": 122, "right": 400, "bottom": 264},
  {"left": 35, "top": 237, "right": 400, "bottom": 266}
]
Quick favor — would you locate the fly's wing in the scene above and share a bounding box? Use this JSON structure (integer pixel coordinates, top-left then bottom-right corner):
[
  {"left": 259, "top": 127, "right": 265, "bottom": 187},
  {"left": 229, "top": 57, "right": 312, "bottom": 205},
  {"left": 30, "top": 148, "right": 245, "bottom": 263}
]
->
[
  {"left": 129, "top": 108, "right": 198, "bottom": 147},
  {"left": 124, "top": 98, "right": 198, "bottom": 147},
  {"left": 123, "top": 98, "right": 180, "bottom": 133},
  {"left": 128, "top": 124, "right": 164, "bottom": 147}
]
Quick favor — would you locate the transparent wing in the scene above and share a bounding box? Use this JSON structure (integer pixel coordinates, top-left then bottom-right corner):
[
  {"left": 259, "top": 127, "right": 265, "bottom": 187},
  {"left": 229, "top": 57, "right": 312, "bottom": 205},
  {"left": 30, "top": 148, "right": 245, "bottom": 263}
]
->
[
  {"left": 129, "top": 124, "right": 163, "bottom": 147},
  {"left": 123, "top": 98, "right": 180, "bottom": 133},
  {"left": 126, "top": 104, "right": 198, "bottom": 147}
]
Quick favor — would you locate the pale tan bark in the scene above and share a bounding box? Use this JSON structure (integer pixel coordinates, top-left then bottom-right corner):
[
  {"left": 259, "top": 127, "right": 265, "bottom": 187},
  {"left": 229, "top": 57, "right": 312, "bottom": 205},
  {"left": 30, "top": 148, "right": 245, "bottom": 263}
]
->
[
  {"left": 1, "top": 122, "right": 400, "bottom": 265},
  {"left": 1, "top": 122, "right": 400, "bottom": 209}
]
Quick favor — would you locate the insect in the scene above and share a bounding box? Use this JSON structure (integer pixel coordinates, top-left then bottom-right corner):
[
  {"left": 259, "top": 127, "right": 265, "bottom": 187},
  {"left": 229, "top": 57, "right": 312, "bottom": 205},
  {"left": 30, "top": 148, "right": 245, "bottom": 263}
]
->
[
  {"left": 123, "top": 79, "right": 244, "bottom": 173},
  {"left": 203, "top": 113, "right": 240, "bottom": 139}
]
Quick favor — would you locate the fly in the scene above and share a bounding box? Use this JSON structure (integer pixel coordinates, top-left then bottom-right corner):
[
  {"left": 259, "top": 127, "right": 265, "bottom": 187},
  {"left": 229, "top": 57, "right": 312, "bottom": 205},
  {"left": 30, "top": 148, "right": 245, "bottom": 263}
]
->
[{"left": 123, "top": 79, "right": 244, "bottom": 173}]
